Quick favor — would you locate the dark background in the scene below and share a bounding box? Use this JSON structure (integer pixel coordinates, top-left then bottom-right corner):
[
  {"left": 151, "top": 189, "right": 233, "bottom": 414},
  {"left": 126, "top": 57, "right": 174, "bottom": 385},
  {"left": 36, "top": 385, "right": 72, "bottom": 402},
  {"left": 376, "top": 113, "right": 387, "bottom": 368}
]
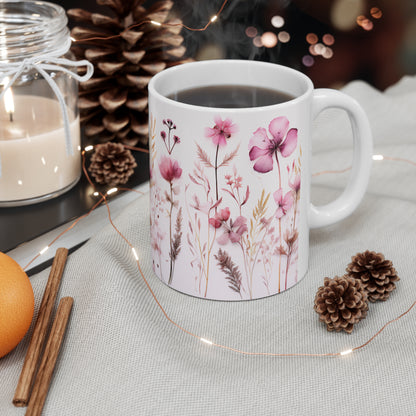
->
[{"left": 61, "top": 0, "right": 416, "bottom": 90}]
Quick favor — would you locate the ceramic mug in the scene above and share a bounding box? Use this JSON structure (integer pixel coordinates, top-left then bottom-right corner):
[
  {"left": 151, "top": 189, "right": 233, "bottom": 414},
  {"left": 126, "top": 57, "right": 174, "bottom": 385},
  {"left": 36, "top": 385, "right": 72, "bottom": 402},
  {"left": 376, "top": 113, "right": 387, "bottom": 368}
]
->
[{"left": 148, "top": 60, "right": 372, "bottom": 301}]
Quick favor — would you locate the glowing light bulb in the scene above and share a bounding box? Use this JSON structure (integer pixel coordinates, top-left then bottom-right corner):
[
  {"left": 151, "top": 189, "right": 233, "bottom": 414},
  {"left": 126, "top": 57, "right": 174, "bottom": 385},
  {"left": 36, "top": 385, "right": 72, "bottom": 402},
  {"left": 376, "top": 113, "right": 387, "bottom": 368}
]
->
[
  {"left": 107, "top": 187, "right": 118, "bottom": 195},
  {"left": 151, "top": 20, "right": 162, "bottom": 26},
  {"left": 340, "top": 349, "right": 353, "bottom": 356},
  {"left": 210, "top": 15, "right": 218, "bottom": 22},
  {"left": 132, "top": 247, "right": 139, "bottom": 261},
  {"left": 200, "top": 338, "right": 213, "bottom": 345},
  {"left": 372, "top": 154, "right": 384, "bottom": 161},
  {"left": 84, "top": 145, "right": 94, "bottom": 152},
  {"left": 39, "top": 246, "right": 49, "bottom": 255}
]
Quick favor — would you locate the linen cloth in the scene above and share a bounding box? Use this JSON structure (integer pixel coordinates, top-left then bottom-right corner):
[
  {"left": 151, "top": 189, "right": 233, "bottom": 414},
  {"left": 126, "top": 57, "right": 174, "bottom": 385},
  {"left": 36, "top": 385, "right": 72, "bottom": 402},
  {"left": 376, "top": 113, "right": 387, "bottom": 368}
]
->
[{"left": 1, "top": 76, "right": 416, "bottom": 415}]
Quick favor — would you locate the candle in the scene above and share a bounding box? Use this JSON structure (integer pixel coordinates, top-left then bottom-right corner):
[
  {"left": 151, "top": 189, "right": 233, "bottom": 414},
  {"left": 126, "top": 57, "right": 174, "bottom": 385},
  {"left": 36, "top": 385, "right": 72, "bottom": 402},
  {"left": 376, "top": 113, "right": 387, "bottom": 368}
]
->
[{"left": 0, "top": 95, "right": 81, "bottom": 204}]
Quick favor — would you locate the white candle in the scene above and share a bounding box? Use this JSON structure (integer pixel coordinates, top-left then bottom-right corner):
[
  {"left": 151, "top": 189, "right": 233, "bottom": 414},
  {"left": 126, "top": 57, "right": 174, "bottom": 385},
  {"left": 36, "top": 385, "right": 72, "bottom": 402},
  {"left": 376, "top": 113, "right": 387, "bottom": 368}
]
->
[{"left": 0, "top": 95, "right": 81, "bottom": 203}]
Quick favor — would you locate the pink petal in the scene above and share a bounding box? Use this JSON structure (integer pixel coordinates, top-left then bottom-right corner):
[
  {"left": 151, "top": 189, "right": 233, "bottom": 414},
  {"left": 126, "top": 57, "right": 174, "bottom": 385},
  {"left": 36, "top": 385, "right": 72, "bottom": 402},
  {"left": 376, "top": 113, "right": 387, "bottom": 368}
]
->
[
  {"left": 214, "top": 115, "right": 223, "bottom": 127},
  {"left": 269, "top": 117, "right": 289, "bottom": 141},
  {"left": 209, "top": 218, "right": 221, "bottom": 228},
  {"left": 275, "top": 207, "right": 284, "bottom": 219},
  {"left": 217, "top": 133, "right": 228, "bottom": 147},
  {"left": 224, "top": 119, "right": 238, "bottom": 134},
  {"left": 280, "top": 128, "right": 298, "bottom": 157},
  {"left": 217, "top": 232, "right": 230, "bottom": 245},
  {"left": 249, "top": 145, "right": 269, "bottom": 161},
  {"left": 273, "top": 189, "right": 283, "bottom": 205},
  {"left": 253, "top": 155, "right": 274, "bottom": 173},
  {"left": 282, "top": 191, "right": 294, "bottom": 211},
  {"left": 205, "top": 127, "right": 216, "bottom": 138},
  {"left": 172, "top": 160, "right": 182, "bottom": 179},
  {"left": 220, "top": 207, "right": 230, "bottom": 221},
  {"left": 248, "top": 127, "right": 269, "bottom": 150},
  {"left": 229, "top": 232, "right": 241, "bottom": 243},
  {"left": 236, "top": 223, "right": 248, "bottom": 236},
  {"left": 232, "top": 216, "right": 247, "bottom": 228}
]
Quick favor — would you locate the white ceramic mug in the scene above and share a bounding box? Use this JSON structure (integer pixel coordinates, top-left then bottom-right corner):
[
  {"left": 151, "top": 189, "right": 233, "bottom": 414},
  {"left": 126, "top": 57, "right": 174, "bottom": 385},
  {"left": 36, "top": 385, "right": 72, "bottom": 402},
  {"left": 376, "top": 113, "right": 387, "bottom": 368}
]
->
[{"left": 148, "top": 60, "right": 372, "bottom": 301}]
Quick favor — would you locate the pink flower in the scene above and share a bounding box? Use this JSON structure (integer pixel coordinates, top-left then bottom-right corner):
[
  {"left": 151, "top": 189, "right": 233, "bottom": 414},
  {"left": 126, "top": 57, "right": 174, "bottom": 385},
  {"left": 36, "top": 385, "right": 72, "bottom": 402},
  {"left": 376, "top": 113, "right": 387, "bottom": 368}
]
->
[
  {"left": 159, "top": 156, "right": 182, "bottom": 183},
  {"left": 217, "top": 216, "right": 248, "bottom": 245},
  {"left": 205, "top": 116, "right": 238, "bottom": 147},
  {"left": 248, "top": 116, "right": 298, "bottom": 173},
  {"left": 209, "top": 207, "right": 230, "bottom": 229},
  {"left": 289, "top": 173, "right": 301, "bottom": 195},
  {"left": 273, "top": 189, "right": 294, "bottom": 219},
  {"left": 209, "top": 209, "right": 247, "bottom": 244}
]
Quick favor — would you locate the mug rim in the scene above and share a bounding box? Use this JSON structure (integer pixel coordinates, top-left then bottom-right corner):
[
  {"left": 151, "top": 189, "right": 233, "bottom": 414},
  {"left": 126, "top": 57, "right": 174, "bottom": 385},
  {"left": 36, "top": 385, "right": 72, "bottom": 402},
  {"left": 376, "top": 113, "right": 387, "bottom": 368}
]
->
[{"left": 148, "top": 59, "right": 314, "bottom": 112}]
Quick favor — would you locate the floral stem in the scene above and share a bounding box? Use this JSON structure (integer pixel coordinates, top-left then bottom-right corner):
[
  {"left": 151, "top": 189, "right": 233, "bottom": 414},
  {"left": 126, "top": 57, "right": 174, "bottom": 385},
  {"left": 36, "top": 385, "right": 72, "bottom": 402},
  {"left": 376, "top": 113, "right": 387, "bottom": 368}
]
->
[
  {"left": 275, "top": 152, "right": 282, "bottom": 292},
  {"left": 239, "top": 240, "right": 251, "bottom": 299},
  {"left": 168, "top": 183, "right": 174, "bottom": 285},
  {"left": 285, "top": 250, "right": 291, "bottom": 290},
  {"left": 214, "top": 144, "right": 220, "bottom": 204}
]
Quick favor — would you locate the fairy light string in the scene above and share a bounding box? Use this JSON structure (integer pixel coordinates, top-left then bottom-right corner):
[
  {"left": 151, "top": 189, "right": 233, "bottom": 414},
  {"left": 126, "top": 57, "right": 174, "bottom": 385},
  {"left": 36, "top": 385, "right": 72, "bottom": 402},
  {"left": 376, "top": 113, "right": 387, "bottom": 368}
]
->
[
  {"left": 17, "top": 145, "right": 415, "bottom": 359},
  {"left": 71, "top": 0, "right": 229, "bottom": 43},
  {"left": 17, "top": 0, "right": 415, "bottom": 358}
]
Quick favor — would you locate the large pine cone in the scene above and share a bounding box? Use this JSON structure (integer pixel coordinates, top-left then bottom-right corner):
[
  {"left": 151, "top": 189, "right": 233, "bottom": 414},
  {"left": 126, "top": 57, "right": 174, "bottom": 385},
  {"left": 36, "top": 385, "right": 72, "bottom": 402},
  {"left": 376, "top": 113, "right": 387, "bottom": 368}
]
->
[
  {"left": 314, "top": 276, "right": 368, "bottom": 334},
  {"left": 346, "top": 250, "right": 399, "bottom": 302},
  {"left": 68, "top": 0, "right": 191, "bottom": 147},
  {"left": 89, "top": 142, "right": 137, "bottom": 186}
]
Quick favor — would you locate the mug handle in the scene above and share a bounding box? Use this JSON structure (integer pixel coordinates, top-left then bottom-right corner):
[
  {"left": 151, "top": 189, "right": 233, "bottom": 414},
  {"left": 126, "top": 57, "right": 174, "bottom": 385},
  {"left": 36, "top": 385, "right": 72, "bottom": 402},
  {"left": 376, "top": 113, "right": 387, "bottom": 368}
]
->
[{"left": 309, "top": 89, "right": 373, "bottom": 229}]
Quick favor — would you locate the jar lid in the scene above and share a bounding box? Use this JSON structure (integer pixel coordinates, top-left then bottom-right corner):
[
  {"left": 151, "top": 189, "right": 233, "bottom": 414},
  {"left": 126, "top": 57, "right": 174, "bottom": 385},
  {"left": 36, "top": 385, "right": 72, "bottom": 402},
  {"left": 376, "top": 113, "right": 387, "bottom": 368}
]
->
[{"left": 0, "top": 1, "right": 70, "bottom": 62}]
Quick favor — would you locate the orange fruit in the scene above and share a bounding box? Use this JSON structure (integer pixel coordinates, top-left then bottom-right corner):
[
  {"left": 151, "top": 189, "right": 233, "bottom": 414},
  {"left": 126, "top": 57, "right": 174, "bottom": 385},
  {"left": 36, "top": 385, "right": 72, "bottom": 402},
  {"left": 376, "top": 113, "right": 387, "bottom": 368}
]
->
[{"left": 0, "top": 252, "right": 34, "bottom": 358}]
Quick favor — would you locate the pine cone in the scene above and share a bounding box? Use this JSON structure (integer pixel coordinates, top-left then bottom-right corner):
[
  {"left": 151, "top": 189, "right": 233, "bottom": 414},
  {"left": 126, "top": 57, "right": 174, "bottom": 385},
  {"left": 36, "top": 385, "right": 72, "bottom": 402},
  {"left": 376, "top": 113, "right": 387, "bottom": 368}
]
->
[
  {"left": 314, "top": 276, "right": 368, "bottom": 334},
  {"left": 346, "top": 251, "right": 399, "bottom": 302},
  {"left": 68, "top": 0, "right": 191, "bottom": 147},
  {"left": 88, "top": 143, "right": 137, "bottom": 186}
]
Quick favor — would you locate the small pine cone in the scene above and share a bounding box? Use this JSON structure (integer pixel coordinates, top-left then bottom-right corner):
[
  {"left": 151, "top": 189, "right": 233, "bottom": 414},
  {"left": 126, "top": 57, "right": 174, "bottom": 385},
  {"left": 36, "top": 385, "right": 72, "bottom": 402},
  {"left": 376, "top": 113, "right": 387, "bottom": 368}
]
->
[
  {"left": 346, "top": 251, "right": 400, "bottom": 302},
  {"left": 88, "top": 143, "right": 137, "bottom": 186},
  {"left": 314, "top": 276, "right": 368, "bottom": 334}
]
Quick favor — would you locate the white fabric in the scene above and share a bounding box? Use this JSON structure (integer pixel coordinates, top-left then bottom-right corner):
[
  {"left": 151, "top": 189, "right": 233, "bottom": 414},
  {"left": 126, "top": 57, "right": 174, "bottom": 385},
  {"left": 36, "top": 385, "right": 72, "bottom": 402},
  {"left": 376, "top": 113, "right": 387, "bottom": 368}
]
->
[{"left": 1, "top": 77, "right": 415, "bottom": 415}]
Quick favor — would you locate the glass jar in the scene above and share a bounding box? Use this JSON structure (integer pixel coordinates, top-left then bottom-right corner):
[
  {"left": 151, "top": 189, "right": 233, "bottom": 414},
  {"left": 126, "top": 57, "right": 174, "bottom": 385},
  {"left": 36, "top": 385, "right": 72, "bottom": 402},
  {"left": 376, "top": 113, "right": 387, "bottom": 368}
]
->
[{"left": 0, "top": 1, "right": 88, "bottom": 206}]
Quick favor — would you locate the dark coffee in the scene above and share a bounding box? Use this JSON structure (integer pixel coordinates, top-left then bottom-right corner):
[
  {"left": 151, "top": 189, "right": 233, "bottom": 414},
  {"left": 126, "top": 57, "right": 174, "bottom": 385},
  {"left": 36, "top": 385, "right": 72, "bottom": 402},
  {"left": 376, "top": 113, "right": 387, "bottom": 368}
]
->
[{"left": 167, "top": 85, "right": 294, "bottom": 108}]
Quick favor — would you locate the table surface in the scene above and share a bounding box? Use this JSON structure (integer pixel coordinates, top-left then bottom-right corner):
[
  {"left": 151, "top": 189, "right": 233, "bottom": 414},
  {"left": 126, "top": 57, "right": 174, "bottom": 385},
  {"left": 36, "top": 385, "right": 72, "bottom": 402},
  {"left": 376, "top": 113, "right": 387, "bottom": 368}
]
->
[{"left": 1, "top": 77, "right": 416, "bottom": 416}]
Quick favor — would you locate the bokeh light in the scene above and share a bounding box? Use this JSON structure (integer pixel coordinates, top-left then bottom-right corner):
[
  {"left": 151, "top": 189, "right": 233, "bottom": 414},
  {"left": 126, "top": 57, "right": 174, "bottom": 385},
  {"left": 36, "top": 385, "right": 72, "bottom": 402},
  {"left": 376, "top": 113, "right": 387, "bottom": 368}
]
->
[
  {"left": 309, "top": 44, "right": 318, "bottom": 56},
  {"left": 370, "top": 7, "right": 382, "bottom": 19},
  {"left": 278, "top": 31, "right": 290, "bottom": 43},
  {"left": 322, "top": 34, "right": 335, "bottom": 46},
  {"left": 322, "top": 47, "right": 334, "bottom": 59},
  {"left": 356, "top": 15, "right": 366, "bottom": 26},
  {"left": 306, "top": 33, "right": 318, "bottom": 45},
  {"left": 253, "top": 36, "right": 263, "bottom": 47},
  {"left": 331, "top": 0, "right": 365, "bottom": 31},
  {"left": 261, "top": 32, "right": 278, "bottom": 48},
  {"left": 245, "top": 26, "right": 258, "bottom": 38},
  {"left": 362, "top": 20, "right": 374, "bottom": 31},
  {"left": 314, "top": 43, "right": 325, "bottom": 55},
  {"left": 271, "top": 15, "right": 285, "bottom": 28},
  {"left": 302, "top": 55, "right": 315, "bottom": 67}
]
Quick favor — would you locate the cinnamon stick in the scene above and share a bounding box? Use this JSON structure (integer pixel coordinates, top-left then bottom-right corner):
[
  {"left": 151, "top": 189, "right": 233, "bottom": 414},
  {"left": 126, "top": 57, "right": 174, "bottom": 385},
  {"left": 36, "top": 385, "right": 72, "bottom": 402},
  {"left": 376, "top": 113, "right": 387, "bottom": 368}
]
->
[
  {"left": 13, "top": 248, "right": 69, "bottom": 407},
  {"left": 26, "top": 297, "right": 74, "bottom": 416}
]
